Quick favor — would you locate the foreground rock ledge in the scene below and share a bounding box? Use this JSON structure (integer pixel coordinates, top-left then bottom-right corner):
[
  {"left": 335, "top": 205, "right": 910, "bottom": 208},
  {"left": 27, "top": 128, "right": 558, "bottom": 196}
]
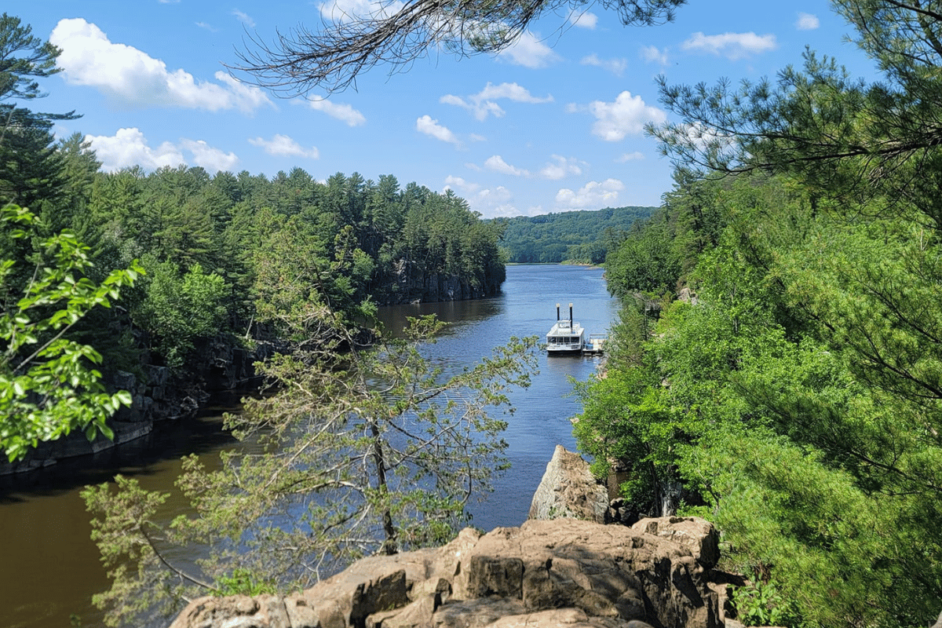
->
[{"left": 170, "top": 517, "right": 721, "bottom": 628}]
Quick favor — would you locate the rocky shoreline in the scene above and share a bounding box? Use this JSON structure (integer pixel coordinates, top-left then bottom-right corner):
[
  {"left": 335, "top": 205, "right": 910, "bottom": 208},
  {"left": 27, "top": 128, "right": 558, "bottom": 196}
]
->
[
  {"left": 166, "top": 445, "right": 942, "bottom": 628},
  {"left": 168, "top": 446, "right": 738, "bottom": 628},
  {"left": 0, "top": 337, "right": 260, "bottom": 476}
]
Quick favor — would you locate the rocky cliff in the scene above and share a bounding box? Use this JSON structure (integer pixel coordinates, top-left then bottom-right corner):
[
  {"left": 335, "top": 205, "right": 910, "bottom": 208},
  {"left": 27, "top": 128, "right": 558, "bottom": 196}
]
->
[{"left": 170, "top": 517, "right": 724, "bottom": 628}]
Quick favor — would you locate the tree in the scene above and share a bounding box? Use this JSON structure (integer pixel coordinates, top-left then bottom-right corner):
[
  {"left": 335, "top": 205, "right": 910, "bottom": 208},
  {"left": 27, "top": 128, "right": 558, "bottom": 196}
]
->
[
  {"left": 650, "top": 1, "right": 942, "bottom": 230},
  {"left": 232, "top": 0, "right": 687, "bottom": 95},
  {"left": 84, "top": 315, "right": 538, "bottom": 626},
  {"left": 0, "top": 204, "right": 143, "bottom": 461},
  {"left": 0, "top": 13, "right": 77, "bottom": 212}
]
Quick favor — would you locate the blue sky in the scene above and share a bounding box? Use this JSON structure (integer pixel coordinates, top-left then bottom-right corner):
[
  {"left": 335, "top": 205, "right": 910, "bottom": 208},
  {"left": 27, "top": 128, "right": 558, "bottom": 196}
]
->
[{"left": 7, "top": 0, "right": 875, "bottom": 217}]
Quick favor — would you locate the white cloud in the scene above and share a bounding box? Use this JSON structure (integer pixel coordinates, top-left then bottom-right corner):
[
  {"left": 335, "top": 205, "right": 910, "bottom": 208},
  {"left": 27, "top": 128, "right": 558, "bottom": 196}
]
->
[
  {"left": 568, "top": 10, "right": 598, "bottom": 29},
  {"left": 469, "top": 133, "right": 486, "bottom": 142},
  {"left": 576, "top": 91, "right": 667, "bottom": 142},
  {"left": 682, "top": 32, "right": 777, "bottom": 60},
  {"left": 319, "top": 0, "right": 404, "bottom": 22},
  {"left": 86, "top": 128, "right": 184, "bottom": 171},
  {"left": 485, "top": 155, "right": 529, "bottom": 176},
  {"left": 539, "top": 155, "right": 583, "bottom": 180},
  {"left": 306, "top": 99, "right": 366, "bottom": 126},
  {"left": 86, "top": 128, "right": 238, "bottom": 174},
  {"left": 496, "top": 31, "right": 558, "bottom": 68},
  {"left": 443, "top": 175, "right": 480, "bottom": 195},
  {"left": 443, "top": 177, "right": 519, "bottom": 217},
  {"left": 796, "top": 13, "right": 820, "bottom": 30},
  {"left": 179, "top": 139, "right": 239, "bottom": 173},
  {"left": 581, "top": 54, "right": 627, "bottom": 76},
  {"left": 641, "top": 45, "right": 669, "bottom": 65},
  {"left": 442, "top": 82, "right": 553, "bottom": 120},
  {"left": 249, "top": 134, "right": 319, "bottom": 159},
  {"left": 50, "top": 18, "right": 272, "bottom": 113},
  {"left": 471, "top": 186, "right": 517, "bottom": 217},
  {"left": 416, "top": 115, "right": 460, "bottom": 145},
  {"left": 616, "top": 152, "right": 645, "bottom": 162},
  {"left": 232, "top": 9, "right": 255, "bottom": 27},
  {"left": 556, "top": 179, "right": 625, "bottom": 209},
  {"left": 196, "top": 22, "right": 218, "bottom": 32}
]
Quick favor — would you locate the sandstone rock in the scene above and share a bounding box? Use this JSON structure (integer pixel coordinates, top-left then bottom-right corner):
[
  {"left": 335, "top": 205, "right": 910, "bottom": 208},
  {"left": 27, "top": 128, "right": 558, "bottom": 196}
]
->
[
  {"left": 528, "top": 445, "right": 609, "bottom": 524},
  {"left": 631, "top": 517, "right": 720, "bottom": 570},
  {"left": 171, "top": 517, "right": 722, "bottom": 628}
]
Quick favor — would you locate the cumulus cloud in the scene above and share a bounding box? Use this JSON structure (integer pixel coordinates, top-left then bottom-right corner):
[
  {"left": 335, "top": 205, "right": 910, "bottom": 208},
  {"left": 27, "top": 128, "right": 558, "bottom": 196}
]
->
[
  {"left": 180, "top": 139, "right": 240, "bottom": 172},
  {"left": 796, "top": 13, "right": 820, "bottom": 30},
  {"left": 249, "top": 134, "right": 319, "bottom": 159},
  {"left": 471, "top": 186, "right": 517, "bottom": 217},
  {"left": 319, "top": 0, "right": 404, "bottom": 22},
  {"left": 581, "top": 54, "right": 628, "bottom": 76},
  {"left": 556, "top": 179, "right": 624, "bottom": 209},
  {"left": 485, "top": 155, "right": 529, "bottom": 176},
  {"left": 306, "top": 99, "right": 366, "bottom": 126},
  {"left": 568, "top": 10, "right": 598, "bottom": 29},
  {"left": 443, "top": 175, "right": 480, "bottom": 195},
  {"left": 442, "top": 82, "right": 553, "bottom": 121},
  {"left": 86, "top": 128, "right": 238, "bottom": 173},
  {"left": 232, "top": 9, "right": 255, "bottom": 27},
  {"left": 539, "top": 155, "right": 583, "bottom": 180},
  {"left": 616, "top": 152, "right": 645, "bottom": 162},
  {"left": 416, "top": 115, "right": 460, "bottom": 145},
  {"left": 496, "top": 31, "right": 559, "bottom": 68},
  {"left": 573, "top": 91, "right": 667, "bottom": 142},
  {"left": 682, "top": 32, "right": 777, "bottom": 60},
  {"left": 641, "top": 45, "right": 669, "bottom": 65},
  {"left": 50, "top": 18, "right": 272, "bottom": 113}
]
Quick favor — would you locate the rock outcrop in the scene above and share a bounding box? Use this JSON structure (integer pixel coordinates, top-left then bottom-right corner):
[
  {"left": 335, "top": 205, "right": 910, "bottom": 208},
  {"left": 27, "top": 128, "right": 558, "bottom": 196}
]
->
[
  {"left": 528, "top": 445, "right": 609, "bottom": 524},
  {"left": 170, "top": 517, "right": 722, "bottom": 628}
]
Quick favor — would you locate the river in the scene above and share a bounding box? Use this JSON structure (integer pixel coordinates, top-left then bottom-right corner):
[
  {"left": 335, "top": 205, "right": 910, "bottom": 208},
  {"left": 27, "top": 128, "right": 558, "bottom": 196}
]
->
[{"left": 0, "top": 264, "right": 618, "bottom": 628}]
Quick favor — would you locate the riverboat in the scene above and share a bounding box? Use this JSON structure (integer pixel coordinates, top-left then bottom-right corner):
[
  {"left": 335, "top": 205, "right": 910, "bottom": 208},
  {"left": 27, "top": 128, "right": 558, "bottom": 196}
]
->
[{"left": 546, "top": 303, "right": 585, "bottom": 354}]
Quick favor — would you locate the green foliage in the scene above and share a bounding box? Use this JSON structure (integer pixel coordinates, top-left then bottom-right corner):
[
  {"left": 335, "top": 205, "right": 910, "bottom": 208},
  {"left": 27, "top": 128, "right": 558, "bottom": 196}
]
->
[
  {"left": 492, "top": 206, "right": 656, "bottom": 264},
  {"left": 214, "top": 569, "right": 278, "bottom": 597},
  {"left": 732, "top": 579, "right": 796, "bottom": 628},
  {"left": 586, "top": 169, "right": 942, "bottom": 627},
  {"left": 0, "top": 204, "right": 142, "bottom": 460},
  {"left": 135, "top": 258, "right": 229, "bottom": 369},
  {"left": 85, "top": 314, "right": 539, "bottom": 624}
]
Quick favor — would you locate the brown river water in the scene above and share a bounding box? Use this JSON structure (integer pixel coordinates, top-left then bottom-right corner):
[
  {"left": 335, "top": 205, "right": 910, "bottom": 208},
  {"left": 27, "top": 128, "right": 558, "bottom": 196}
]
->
[{"left": 0, "top": 264, "right": 618, "bottom": 628}]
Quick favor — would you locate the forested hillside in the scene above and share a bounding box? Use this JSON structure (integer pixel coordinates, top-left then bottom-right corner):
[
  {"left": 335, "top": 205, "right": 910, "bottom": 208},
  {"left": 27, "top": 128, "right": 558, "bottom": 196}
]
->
[
  {"left": 574, "top": 3, "right": 942, "bottom": 626},
  {"left": 0, "top": 12, "right": 505, "bottom": 462},
  {"left": 491, "top": 206, "right": 656, "bottom": 264}
]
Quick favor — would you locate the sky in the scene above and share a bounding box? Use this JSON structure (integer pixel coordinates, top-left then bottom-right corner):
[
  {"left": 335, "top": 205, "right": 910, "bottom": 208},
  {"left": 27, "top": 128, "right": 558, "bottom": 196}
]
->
[{"left": 6, "top": 0, "right": 878, "bottom": 218}]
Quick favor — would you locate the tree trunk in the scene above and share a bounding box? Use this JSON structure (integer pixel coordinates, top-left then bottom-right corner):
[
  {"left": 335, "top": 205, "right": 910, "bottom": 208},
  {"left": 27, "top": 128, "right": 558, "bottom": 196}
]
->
[{"left": 370, "top": 420, "right": 397, "bottom": 555}]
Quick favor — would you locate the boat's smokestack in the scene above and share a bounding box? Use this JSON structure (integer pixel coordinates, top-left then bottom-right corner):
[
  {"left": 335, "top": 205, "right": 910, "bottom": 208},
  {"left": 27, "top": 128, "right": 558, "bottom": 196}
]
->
[
  {"left": 569, "top": 303, "right": 573, "bottom": 327},
  {"left": 556, "top": 303, "right": 560, "bottom": 321}
]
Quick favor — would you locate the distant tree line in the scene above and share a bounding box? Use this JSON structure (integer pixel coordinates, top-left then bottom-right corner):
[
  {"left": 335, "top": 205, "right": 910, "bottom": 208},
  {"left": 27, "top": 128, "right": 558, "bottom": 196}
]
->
[{"left": 490, "top": 206, "right": 656, "bottom": 264}]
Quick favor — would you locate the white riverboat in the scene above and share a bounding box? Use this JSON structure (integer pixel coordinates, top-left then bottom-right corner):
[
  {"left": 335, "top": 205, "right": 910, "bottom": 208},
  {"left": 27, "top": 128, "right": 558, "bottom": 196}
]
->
[{"left": 546, "top": 303, "right": 585, "bottom": 354}]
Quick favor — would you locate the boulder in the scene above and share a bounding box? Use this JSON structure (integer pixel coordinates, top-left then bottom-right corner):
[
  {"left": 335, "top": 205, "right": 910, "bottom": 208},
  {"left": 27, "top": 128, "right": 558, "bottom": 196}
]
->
[
  {"left": 170, "top": 517, "right": 722, "bottom": 628},
  {"left": 528, "top": 445, "right": 609, "bottom": 524},
  {"left": 631, "top": 517, "right": 720, "bottom": 570}
]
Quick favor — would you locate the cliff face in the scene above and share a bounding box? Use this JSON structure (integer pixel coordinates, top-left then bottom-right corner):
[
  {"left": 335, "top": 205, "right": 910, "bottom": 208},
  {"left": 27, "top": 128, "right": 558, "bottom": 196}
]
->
[
  {"left": 170, "top": 516, "right": 723, "bottom": 628},
  {"left": 379, "top": 259, "right": 502, "bottom": 305}
]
